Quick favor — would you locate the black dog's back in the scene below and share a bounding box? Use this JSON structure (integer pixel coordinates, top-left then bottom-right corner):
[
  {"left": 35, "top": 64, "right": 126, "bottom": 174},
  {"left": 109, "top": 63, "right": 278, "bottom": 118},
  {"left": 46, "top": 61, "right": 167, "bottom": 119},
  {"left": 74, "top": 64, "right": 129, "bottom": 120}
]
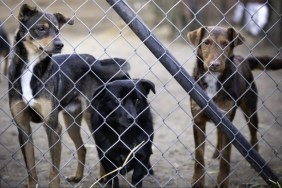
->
[
  {"left": 29, "top": 54, "right": 130, "bottom": 107},
  {"left": 0, "top": 22, "right": 10, "bottom": 76},
  {"left": 0, "top": 22, "right": 9, "bottom": 56},
  {"left": 91, "top": 79, "right": 155, "bottom": 188}
]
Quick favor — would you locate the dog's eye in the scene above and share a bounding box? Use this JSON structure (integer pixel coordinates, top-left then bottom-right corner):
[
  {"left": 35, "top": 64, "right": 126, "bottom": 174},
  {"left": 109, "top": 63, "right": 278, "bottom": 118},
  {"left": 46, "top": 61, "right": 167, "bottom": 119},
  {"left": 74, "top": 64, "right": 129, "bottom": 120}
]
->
[
  {"left": 37, "top": 26, "right": 45, "bottom": 32},
  {"left": 221, "top": 41, "right": 228, "bottom": 47},
  {"left": 203, "top": 40, "right": 210, "bottom": 46}
]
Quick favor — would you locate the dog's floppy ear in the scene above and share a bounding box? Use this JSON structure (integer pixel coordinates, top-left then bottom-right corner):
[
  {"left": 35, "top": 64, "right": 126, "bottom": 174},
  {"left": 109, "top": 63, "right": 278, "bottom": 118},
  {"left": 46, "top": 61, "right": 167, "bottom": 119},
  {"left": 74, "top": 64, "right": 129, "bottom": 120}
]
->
[
  {"left": 18, "top": 4, "right": 38, "bottom": 23},
  {"left": 227, "top": 27, "right": 245, "bottom": 47},
  {"left": 138, "top": 79, "right": 156, "bottom": 95},
  {"left": 54, "top": 13, "right": 74, "bottom": 28},
  {"left": 187, "top": 27, "right": 206, "bottom": 46}
]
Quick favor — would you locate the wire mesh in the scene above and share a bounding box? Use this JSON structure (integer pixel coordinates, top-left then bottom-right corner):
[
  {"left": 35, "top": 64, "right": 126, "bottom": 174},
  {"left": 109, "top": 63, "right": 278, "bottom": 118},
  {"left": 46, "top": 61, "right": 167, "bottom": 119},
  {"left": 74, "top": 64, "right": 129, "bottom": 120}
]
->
[{"left": 0, "top": 0, "right": 281, "bottom": 187}]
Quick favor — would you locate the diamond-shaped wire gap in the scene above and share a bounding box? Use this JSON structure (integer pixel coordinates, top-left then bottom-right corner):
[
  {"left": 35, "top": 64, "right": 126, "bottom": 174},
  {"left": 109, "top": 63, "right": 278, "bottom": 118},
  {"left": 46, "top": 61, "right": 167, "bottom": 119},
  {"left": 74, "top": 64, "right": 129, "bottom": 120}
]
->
[
  {"left": 254, "top": 70, "right": 282, "bottom": 117},
  {"left": 228, "top": 152, "right": 263, "bottom": 186},
  {"left": 229, "top": 130, "right": 281, "bottom": 186},
  {"left": 129, "top": 0, "right": 167, "bottom": 32},
  {"left": 0, "top": 121, "right": 29, "bottom": 187},
  {"left": 71, "top": 0, "right": 109, "bottom": 34},
  {"left": 149, "top": 143, "right": 188, "bottom": 187},
  {"left": 151, "top": 1, "right": 193, "bottom": 41}
]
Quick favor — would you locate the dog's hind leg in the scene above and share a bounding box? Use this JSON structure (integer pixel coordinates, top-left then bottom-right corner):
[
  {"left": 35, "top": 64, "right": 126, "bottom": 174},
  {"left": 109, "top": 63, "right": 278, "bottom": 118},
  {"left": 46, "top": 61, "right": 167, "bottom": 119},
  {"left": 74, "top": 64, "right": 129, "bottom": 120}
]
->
[
  {"left": 11, "top": 101, "right": 38, "bottom": 188},
  {"left": 84, "top": 109, "right": 106, "bottom": 181},
  {"left": 212, "top": 129, "right": 222, "bottom": 159},
  {"left": 63, "top": 101, "right": 86, "bottom": 183},
  {"left": 240, "top": 91, "right": 259, "bottom": 151},
  {"left": 246, "top": 112, "right": 259, "bottom": 151},
  {"left": 44, "top": 112, "right": 62, "bottom": 188}
]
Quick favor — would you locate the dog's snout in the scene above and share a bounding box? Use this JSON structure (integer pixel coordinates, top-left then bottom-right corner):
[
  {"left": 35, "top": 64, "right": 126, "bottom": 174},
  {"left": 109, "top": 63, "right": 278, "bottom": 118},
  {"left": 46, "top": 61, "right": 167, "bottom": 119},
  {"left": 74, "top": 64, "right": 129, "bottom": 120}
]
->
[
  {"left": 211, "top": 63, "right": 220, "bottom": 67},
  {"left": 54, "top": 41, "right": 64, "bottom": 50},
  {"left": 210, "top": 61, "right": 220, "bottom": 68}
]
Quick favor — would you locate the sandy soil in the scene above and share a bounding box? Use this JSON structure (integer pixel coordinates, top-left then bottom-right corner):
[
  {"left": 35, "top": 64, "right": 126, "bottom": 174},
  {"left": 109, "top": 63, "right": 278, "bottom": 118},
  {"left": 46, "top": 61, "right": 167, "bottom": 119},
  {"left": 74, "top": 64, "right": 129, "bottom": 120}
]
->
[{"left": 0, "top": 1, "right": 281, "bottom": 187}]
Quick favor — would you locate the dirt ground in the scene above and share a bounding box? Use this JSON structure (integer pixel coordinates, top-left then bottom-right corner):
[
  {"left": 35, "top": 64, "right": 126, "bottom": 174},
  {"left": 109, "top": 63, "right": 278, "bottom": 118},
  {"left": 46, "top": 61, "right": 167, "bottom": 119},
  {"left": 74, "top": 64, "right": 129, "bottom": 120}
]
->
[{"left": 0, "top": 1, "right": 281, "bottom": 187}]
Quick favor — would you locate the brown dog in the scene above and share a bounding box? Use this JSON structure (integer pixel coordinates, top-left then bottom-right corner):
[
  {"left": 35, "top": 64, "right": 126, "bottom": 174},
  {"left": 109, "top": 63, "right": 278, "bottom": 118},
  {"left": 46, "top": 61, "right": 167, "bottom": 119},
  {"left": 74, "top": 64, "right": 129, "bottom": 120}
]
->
[{"left": 187, "top": 26, "right": 282, "bottom": 187}]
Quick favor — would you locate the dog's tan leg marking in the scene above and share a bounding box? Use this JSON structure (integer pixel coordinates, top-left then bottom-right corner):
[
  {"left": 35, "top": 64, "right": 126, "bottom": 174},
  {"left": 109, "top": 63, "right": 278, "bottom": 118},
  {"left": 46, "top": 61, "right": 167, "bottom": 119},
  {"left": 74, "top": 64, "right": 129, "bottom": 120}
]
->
[
  {"left": 33, "top": 99, "right": 62, "bottom": 188},
  {"left": 191, "top": 100, "right": 208, "bottom": 188},
  {"left": 10, "top": 100, "right": 38, "bottom": 188},
  {"left": 3, "top": 57, "right": 9, "bottom": 76},
  {"left": 83, "top": 109, "right": 106, "bottom": 181},
  {"left": 62, "top": 98, "right": 87, "bottom": 183}
]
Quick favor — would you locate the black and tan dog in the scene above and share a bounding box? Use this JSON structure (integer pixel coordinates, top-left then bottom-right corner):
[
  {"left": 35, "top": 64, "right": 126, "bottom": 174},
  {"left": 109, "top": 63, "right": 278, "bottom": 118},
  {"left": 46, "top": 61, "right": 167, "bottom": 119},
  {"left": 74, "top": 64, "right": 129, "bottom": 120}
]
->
[
  {"left": 9, "top": 4, "right": 129, "bottom": 188},
  {"left": 0, "top": 21, "right": 10, "bottom": 80},
  {"left": 187, "top": 26, "right": 282, "bottom": 188},
  {"left": 91, "top": 79, "right": 155, "bottom": 188}
]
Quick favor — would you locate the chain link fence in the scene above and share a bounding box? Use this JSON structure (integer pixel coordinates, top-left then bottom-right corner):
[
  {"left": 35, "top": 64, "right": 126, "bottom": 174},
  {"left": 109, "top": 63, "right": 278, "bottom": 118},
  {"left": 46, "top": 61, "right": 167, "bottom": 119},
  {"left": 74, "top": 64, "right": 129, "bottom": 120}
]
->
[{"left": 0, "top": 0, "right": 281, "bottom": 187}]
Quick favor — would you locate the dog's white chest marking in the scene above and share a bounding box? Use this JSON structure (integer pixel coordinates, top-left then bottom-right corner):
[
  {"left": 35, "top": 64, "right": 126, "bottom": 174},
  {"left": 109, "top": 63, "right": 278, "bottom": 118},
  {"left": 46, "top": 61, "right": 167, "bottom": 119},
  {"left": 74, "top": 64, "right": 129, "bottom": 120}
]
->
[
  {"left": 204, "top": 73, "right": 219, "bottom": 99},
  {"left": 21, "top": 53, "right": 40, "bottom": 106}
]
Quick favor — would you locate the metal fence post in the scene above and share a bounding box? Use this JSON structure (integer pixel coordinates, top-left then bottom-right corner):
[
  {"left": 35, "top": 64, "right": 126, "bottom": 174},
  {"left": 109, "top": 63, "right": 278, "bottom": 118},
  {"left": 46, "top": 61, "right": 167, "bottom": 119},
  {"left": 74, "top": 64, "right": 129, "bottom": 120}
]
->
[{"left": 106, "top": 0, "right": 281, "bottom": 186}]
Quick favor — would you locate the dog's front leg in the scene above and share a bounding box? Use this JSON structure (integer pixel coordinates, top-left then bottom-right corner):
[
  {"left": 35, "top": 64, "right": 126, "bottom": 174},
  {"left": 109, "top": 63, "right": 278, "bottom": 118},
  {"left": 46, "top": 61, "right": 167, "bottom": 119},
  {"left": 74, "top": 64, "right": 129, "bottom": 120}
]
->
[
  {"left": 191, "top": 115, "right": 207, "bottom": 188},
  {"left": 212, "top": 129, "right": 222, "bottom": 159},
  {"left": 44, "top": 111, "right": 62, "bottom": 188},
  {"left": 132, "top": 155, "right": 150, "bottom": 188},
  {"left": 216, "top": 134, "right": 231, "bottom": 188},
  {"left": 11, "top": 101, "right": 38, "bottom": 188},
  {"left": 84, "top": 109, "right": 106, "bottom": 181}
]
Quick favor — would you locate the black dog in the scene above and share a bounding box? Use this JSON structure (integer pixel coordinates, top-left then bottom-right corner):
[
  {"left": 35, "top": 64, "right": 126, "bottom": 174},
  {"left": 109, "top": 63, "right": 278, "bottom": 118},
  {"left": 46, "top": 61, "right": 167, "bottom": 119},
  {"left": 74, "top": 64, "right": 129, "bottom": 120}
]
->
[
  {"left": 0, "top": 21, "right": 10, "bottom": 80},
  {"left": 91, "top": 79, "right": 155, "bottom": 188}
]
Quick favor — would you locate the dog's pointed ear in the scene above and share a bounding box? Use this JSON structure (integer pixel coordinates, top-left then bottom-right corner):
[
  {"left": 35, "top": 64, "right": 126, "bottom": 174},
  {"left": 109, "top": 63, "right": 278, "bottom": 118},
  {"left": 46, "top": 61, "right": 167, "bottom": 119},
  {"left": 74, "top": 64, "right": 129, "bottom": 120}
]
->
[
  {"left": 227, "top": 27, "right": 245, "bottom": 47},
  {"left": 18, "top": 4, "right": 38, "bottom": 23},
  {"left": 54, "top": 13, "right": 74, "bottom": 28},
  {"left": 187, "top": 27, "right": 206, "bottom": 46},
  {"left": 138, "top": 79, "right": 155, "bottom": 95}
]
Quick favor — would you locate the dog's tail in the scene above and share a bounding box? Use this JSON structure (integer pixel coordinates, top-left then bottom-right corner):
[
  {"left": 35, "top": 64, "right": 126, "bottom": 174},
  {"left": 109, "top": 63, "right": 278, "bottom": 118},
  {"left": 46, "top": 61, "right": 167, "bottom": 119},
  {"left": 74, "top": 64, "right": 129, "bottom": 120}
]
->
[
  {"left": 92, "top": 58, "right": 130, "bottom": 82},
  {"left": 247, "top": 56, "right": 282, "bottom": 70}
]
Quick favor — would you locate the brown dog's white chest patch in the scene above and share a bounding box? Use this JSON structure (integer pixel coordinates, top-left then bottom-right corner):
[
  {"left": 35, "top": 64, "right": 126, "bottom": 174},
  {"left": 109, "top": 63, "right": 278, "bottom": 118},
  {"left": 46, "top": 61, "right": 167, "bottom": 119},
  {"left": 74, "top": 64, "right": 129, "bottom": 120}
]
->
[{"left": 204, "top": 73, "right": 219, "bottom": 99}]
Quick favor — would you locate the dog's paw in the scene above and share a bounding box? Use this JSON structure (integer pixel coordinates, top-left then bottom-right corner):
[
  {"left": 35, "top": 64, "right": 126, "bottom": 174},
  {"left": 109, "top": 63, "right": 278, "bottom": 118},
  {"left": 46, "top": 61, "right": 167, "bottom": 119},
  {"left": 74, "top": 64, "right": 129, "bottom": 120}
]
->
[
  {"left": 192, "top": 175, "right": 205, "bottom": 188},
  {"left": 192, "top": 182, "right": 205, "bottom": 188},
  {"left": 65, "top": 176, "right": 82, "bottom": 183}
]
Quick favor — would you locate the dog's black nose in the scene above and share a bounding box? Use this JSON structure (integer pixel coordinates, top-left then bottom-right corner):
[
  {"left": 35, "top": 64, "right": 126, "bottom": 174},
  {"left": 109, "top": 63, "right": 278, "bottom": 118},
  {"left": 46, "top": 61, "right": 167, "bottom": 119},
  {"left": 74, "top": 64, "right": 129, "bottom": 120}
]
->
[
  {"left": 210, "top": 60, "right": 220, "bottom": 68},
  {"left": 127, "top": 117, "right": 134, "bottom": 124},
  {"left": 54, "top": 41, "right": 64, "bottom": 50},
  {"left": 211, "top": 63, "right": 220, "bottom": 68}
]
